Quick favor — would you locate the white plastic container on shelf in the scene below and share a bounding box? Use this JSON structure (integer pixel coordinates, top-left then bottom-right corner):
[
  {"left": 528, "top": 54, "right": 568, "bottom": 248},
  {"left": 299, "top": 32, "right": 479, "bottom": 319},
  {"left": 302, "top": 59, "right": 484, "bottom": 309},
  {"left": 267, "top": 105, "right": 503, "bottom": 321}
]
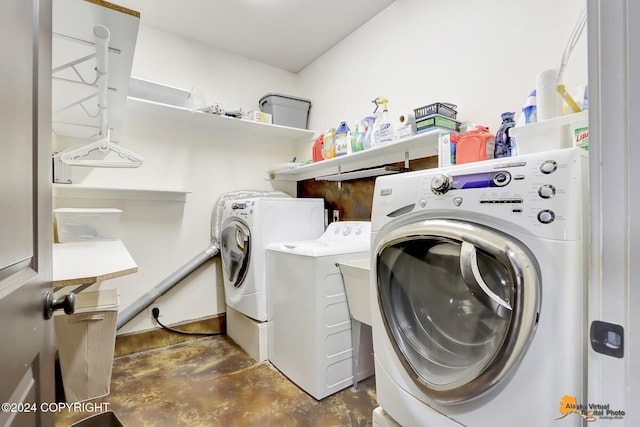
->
[
  {"left": 54, "top": 208, "right": 122, "bottom": 242},
  {"left": 259, "top": 93, "right": 311, "bottom": 129},
  {"left": 510, "top": 111, "right": 588, "bottom": 155},
  {"left": 128, "top": 77, "right": 190, "bottom": 107}
]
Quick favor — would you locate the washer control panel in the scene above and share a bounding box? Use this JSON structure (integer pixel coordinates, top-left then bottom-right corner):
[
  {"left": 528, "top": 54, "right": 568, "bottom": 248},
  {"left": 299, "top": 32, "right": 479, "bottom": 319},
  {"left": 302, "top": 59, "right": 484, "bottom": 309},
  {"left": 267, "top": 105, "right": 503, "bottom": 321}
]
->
[
  {"left": 322, "top": 221, "right": 371, "bottom": 241},
  {"left": 227, "top": 199, "right": 256, "bottom": 219},
  {"left": 374, "top": 148, "right": 588, "bottom": 241}
]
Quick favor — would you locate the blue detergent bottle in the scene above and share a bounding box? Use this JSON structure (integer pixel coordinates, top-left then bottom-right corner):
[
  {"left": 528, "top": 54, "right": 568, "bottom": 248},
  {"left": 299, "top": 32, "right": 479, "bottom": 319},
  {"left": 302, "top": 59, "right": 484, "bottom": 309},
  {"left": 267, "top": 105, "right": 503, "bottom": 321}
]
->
[
  {"left": 335, "top": 121, "right": 350, "bottom": 156},
  {"left": 494, "top": 112, "right": 516, "bottom": 158}
]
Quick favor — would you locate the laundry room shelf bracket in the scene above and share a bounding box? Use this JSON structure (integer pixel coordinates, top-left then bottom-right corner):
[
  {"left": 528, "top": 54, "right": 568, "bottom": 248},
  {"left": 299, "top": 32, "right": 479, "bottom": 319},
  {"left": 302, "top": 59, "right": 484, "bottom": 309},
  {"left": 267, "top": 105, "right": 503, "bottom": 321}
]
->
[
  {"left": 52, "top": 26, "right": 114, "bottom": 133},
  {"left": 51, "top": 0, "right": 141, "bottom": 183},
  {"left": 53, "top": 25, "right": 143, "bottom": 182}
]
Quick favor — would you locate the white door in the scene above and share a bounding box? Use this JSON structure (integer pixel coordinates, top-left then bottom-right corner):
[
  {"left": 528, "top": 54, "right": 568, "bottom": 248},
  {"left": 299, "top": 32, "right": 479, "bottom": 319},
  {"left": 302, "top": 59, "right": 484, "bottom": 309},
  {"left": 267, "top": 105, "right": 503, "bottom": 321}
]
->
[
  {"left": 374, "top": 219, "right": 541, "bottom": 404},
  {"left": 0, "top": 0, "right": 56, "bottom": 426},
  {"left": 220, "top": 218, "right": 252, "bottom": 288}
]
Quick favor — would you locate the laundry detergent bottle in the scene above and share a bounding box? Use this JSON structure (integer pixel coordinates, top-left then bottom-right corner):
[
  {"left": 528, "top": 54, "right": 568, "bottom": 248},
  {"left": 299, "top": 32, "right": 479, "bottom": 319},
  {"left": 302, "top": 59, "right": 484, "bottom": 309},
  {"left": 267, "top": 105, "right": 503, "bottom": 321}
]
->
[
  {"left": 312, "top": 133, "right": 324, "bottom": 162},
  {"left": 334, "top": 121, "right": 350, "bottom": 157},
  {"left": 322, "top": 128, "right": 336, "bottom": 159},
  {"left": 455, "top": 126, "right": 496, "bottom": 164}
]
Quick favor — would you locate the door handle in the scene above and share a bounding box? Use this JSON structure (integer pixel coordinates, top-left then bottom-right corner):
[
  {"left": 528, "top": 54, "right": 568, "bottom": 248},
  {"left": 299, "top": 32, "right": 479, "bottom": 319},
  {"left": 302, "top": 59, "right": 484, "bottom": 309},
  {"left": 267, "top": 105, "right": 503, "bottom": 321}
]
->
[
  {"left": 459, "top": 241, "right": 512, "bottom": 319},
  {"left": 43, "top": 291, "right": 76, "bottom": 320}
]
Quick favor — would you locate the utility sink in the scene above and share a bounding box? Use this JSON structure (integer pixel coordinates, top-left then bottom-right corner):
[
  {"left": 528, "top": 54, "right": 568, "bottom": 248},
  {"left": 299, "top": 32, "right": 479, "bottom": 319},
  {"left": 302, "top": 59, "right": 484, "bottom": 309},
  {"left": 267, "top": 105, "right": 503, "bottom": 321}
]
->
[{"left": 339, "top": 259, "right": 372, "bottom": 326}]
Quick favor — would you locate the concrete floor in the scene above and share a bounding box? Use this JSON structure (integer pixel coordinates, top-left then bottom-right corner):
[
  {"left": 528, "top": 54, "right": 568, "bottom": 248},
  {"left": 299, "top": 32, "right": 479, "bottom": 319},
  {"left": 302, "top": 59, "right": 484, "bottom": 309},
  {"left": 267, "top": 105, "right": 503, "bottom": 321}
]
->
[{"left": 55, "top": 335, "right": 377, "bottom": 426}]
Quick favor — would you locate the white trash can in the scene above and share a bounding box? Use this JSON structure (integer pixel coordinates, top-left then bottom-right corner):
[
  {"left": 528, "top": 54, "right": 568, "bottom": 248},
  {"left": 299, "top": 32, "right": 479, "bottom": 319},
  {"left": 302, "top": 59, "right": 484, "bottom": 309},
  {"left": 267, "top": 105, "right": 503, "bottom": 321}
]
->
[{"left": 54, "top": 289, "right": 119, "bottom": 402}]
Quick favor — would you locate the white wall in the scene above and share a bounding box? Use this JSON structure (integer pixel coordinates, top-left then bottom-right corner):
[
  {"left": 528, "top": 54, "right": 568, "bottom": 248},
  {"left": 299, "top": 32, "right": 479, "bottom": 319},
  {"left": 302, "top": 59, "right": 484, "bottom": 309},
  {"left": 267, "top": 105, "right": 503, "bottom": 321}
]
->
[
  {"left": 53, "top": 27, "right": 300, "bottom": 335},
  {"left": 54, "top": 0, "right": 589, "bottom": 335},
  {"left": 131, "top": 26, "right": 300, "bottom": 111},
  {"left": 296, "top": 0, "right": 588, "bottom": 158}
]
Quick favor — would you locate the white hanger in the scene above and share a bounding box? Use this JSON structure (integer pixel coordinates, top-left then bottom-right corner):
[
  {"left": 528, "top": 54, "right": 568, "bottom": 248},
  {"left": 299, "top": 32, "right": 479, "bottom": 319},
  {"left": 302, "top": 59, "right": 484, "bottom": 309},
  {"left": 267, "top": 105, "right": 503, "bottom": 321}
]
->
[{"left": 59, "top": 130, "right": 144, "bottom": 168}]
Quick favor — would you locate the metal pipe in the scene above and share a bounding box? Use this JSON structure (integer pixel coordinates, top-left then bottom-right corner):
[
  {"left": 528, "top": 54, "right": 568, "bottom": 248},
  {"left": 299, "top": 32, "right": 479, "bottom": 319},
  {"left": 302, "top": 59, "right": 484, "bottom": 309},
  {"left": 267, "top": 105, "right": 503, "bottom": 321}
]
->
[{"left": 116, "top": 244, "right": 219, "bottom": 330}]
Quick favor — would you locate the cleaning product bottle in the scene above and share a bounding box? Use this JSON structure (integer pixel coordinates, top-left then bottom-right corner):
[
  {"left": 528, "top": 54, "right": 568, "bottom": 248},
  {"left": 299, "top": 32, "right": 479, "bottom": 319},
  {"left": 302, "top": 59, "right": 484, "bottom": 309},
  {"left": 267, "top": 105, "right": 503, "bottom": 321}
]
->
[
  {"left": 312, "top": 133, "right": 324, "bottom": 162},
  {"left": 523, "top": 90, "right": 537, "bottom": 124},
  {"left": 363, "top": 115, "right": 376, "bottom": 149},
  {"left": 494, "top": 112, "right": 516, "bottom": 158},
  {"left": 455, "top": 126, "right": 495, "bottom": 164},
  {"left": 351, "top": 120, "right": 365, "bottom": 153},
  {"left": 372, "top": 97, "right": 394, "bottom": 146},
  {"left": 334, "top": 121, "right": 350, "bottom": 157},
  {"left": 322, "top": 128, "right": 336, "bottom": 159}
]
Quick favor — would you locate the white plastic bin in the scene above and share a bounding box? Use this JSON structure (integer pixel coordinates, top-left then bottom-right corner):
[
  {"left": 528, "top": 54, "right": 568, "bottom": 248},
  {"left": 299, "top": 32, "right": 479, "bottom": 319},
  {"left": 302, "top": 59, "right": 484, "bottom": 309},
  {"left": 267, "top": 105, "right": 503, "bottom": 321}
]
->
[
  {"left": 55, "top": 290, "right": 119, "bottom": 402},
  {"left": 54, "top": 208, "right": 122, "bottom": 242},
  {"left": 510, "top": 111, "right": 588, "bottom": 155},
  {"left": 259, "top": 93, "right": 311, "bottom": 129}
]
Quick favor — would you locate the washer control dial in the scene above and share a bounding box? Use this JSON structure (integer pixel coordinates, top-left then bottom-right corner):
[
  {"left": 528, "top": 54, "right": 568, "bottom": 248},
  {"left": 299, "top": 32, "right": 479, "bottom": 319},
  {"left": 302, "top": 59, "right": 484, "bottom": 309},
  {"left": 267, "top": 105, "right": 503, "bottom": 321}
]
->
[
  {"left": 492, "top": 171, "right": 511, "bottom": 187},
  {"left": 537, "top": 210, "right": 556, "bottom": 224},
  {"left": 538, "top": 184, "right": 556, "bottom": 199},
  {"left": 341, "top": 226, "right": 352, "bottom": 236},
  {"left": 540, "top": 160, "right": 558, "bottom": 174},
  {"left": 430, "top": 174, "right": 452, "bottom": 195}
]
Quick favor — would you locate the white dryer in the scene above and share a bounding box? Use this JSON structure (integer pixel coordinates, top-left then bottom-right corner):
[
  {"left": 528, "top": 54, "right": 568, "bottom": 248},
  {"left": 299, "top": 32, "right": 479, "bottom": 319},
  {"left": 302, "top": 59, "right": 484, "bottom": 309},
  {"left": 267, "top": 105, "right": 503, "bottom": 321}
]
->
[
  {"left": 266, "top": 221, "right": 375, "bottom": 400},
  {"left": 220, "top": 197, "right": 324, "bottom": 360},
  {"left": 370, "top": 148, "right": 589, "bottom": 426}
]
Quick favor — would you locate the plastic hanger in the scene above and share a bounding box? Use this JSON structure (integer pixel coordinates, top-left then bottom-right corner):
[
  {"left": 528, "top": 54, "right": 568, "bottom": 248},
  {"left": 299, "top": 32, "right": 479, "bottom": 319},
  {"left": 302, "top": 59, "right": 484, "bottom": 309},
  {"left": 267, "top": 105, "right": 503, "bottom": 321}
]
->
[{"left": 59, "top": 130, "right": 144, "bottom": 168}]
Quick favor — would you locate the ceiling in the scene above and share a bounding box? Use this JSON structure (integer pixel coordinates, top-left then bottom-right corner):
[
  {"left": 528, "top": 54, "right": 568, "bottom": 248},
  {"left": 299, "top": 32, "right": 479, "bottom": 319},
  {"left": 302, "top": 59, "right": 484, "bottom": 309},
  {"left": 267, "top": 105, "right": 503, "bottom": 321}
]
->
[{"left": 112, "top": 0, "right": 396, "bottom": 73}]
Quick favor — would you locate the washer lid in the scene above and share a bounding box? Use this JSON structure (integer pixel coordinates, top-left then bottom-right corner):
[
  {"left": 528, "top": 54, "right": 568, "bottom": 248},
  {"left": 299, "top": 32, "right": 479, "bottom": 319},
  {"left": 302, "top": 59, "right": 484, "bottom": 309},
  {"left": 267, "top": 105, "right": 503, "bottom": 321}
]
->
[{"left": 268, "top": 239, "right": 370, "bottom": 257}]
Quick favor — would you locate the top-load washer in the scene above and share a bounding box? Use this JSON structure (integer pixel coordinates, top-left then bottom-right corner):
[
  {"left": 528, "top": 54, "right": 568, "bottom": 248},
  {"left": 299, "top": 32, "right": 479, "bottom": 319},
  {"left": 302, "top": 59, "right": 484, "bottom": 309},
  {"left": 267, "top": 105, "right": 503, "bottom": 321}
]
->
[
  {"left": 266, "top": 221, "right": 375, "bottom": 400},
  {"left": 220, "top": 196, "right": 324, "bottom": 322},
  {"left": 370, "top": 148, "right": 589, "bottom": 426}
]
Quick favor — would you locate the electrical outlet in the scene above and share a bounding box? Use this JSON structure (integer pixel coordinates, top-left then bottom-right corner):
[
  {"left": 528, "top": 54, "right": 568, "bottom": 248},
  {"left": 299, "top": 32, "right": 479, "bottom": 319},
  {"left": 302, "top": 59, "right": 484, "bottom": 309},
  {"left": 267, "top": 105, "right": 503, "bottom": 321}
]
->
[
  {"left": 148, "top": 305, "right": 162, "bottom": 318},
  {"left": 332, "top": 210, "right": 339, "bottom": 222}
]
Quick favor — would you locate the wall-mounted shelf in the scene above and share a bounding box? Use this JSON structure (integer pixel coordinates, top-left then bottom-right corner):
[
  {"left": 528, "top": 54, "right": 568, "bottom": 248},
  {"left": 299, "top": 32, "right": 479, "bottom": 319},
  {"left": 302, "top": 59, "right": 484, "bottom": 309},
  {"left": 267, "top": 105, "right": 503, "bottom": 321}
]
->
[
  {"left": 125, "top": 97, "right": 317, "bottom": 144},
  {"left": 267, "top": 130, "right": 446, "bottom": 182},
  {"left": 53, "top": 184, "right": 192, "bottom": 202}
]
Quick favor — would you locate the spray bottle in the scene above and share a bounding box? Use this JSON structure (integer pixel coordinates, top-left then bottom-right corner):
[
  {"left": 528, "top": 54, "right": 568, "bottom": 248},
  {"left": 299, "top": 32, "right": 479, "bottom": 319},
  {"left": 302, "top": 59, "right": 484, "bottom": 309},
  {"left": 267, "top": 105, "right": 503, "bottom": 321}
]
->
[{"left": 372, "top": 97, "right": 394, "bottom": 146}]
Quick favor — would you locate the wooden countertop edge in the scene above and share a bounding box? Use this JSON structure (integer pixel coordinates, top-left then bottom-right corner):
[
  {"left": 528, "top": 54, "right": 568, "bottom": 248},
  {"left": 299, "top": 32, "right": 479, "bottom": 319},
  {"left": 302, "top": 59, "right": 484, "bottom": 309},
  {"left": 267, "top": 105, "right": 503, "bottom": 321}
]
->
[
  {"left": 53, "top": 266, "right": 139, "bottom": 287},
  {"left": 85, "top": 0, "right": 141, "bottom": 18}
]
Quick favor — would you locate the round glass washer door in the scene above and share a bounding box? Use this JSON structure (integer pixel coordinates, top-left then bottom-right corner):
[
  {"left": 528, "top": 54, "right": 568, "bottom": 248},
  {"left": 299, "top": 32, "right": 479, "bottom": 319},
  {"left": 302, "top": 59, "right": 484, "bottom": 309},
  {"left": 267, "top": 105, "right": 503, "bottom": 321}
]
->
[
  {"left": 375, "top": 219, "right": 540, "bottom": 404},
  {"left": 220, "top": 219, "right": 251, "bottom": 288}
]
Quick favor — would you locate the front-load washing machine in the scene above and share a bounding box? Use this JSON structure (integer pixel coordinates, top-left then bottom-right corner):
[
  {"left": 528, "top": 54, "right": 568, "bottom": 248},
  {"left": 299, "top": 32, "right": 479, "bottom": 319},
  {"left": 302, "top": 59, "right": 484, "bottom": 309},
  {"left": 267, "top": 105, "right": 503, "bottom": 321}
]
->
[
  {"left": 370, "top": 148, "right": 589, "bottom": 426},
  {"left": 220, "top": 197, "right": 324, "bottom": 361},
  {"left": 266, "top": 221, "right": 375, "bottom": 400}
]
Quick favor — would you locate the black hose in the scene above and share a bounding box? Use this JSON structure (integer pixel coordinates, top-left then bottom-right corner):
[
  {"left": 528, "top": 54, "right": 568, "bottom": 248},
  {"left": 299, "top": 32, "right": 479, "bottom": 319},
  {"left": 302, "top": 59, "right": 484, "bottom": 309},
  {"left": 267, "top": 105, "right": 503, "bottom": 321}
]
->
[{"left": 152, "top": 307, "right": 223, "bottom": 337}]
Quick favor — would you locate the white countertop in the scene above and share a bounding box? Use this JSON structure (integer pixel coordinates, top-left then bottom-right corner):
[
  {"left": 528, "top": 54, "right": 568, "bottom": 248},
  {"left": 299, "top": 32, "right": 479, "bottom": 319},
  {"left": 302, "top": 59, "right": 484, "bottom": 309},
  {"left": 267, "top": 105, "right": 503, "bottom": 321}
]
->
[{"left": 52, "top": 240, "right": 138, "bottom": 287}]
